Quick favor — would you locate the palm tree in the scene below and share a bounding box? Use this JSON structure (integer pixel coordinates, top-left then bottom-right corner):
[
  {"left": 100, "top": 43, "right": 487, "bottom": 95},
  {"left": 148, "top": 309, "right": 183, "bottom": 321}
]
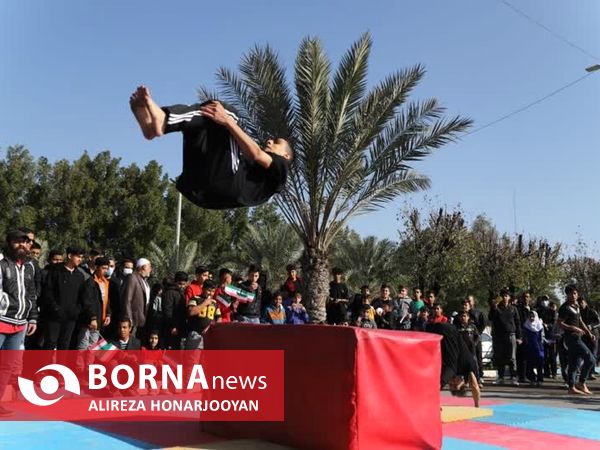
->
[
  {"left": 148, "top": 240, "right": 198, "bottom": 282},
  {"left": 330, "top": 231, "right": 398, "bottom": 292},
  {"left": 236, "top": 222, "right": 304, "bottom": 289},
  {"left": 199, "top": 33, "right": 472, "bottom": 321}
]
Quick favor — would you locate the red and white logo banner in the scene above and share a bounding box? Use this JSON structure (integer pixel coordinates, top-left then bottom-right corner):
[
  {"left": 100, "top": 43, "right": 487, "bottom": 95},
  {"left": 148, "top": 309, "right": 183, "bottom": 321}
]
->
[{"left": 0, "top": 350, "right": 284, "bottom": 421}]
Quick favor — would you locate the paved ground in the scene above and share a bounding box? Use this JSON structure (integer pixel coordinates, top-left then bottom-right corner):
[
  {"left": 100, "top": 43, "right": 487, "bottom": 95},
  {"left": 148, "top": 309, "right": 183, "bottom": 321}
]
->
[{"left": 473, "top": 374, "right": 600, "bottom": 411}]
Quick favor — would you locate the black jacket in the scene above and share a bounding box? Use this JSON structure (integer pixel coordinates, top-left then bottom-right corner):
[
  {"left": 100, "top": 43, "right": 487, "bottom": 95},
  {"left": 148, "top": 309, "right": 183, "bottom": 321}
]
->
[
  {"left": 148, "top": 281, "right": 184, "bottom": 332},
  {"left": 469, "top": 308, "right": 487, "bottom": 334},
  {"left": 235, "top": 280, "right": 262, "bottom": 319},
  {"left": 0, "top": 256, "right": 37, "bottom": 325},
  {"left": 110, "top": 336, "right": 141, "bottom": 350},
  {"left": 489, "top": 303, "right": 521, "bottom": 339},
  {"left": 42, "top": 264, "right": 86, "bottom": 322},
  {"left": 80, "top": 276, "right": 117, "bottom": 327}
]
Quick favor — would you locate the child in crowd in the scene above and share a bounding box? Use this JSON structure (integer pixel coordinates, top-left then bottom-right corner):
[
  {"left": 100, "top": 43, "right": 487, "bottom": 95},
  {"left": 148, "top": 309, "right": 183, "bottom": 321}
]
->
[
  {"left": 429, "top": 303, "right": 449, "bottom": 324},
  {"left": 412, "top": 307, "right": 429, "bottom": 331},
  {"left": 375, "top": 302, "right": 398, "bottom": 330},
  {"left": 285, "top": 292, "right": 310, "bottom": 324},
  {"left": 524, "top": 310, "right": 545, "bottom": 386},
  {"left": 214, "top": 268, "right": 237, "bottom": 323},
  {"left": 144, "top": 330, "right": 162, "bottom": 350},
  {"left": 264, "top": 292, "right": 286, "bottom": 324},
  {"left": 357, "top": 304, "right": 377, "bottom": 329},
  {"left": 186, "top": 280, "right": 222, "bottom": 349}
]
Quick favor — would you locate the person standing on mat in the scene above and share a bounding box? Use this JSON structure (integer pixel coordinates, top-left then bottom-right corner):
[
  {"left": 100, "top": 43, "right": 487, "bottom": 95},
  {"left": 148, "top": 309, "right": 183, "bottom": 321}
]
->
[{"left": 130, "top": 85, "right": 293, "bottom": 209}]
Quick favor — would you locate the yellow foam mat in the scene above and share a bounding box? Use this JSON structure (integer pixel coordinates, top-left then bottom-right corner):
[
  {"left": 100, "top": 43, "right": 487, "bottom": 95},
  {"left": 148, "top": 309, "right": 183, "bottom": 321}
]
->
[
  {"left": 441, "top": 406, "right": 493, "bottom": 423},
  {"left": 165, "top": 440, "right": 294, "bottom": 450}
]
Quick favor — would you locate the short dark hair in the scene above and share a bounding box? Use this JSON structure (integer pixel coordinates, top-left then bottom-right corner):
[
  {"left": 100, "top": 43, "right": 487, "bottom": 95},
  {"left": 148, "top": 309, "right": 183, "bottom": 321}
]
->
[
  {"left": 273, "top": 291, "right": 284, "bottom": 299},
  {"left": 499, "top": 288, "right": 510, "bottom": 297},
  {"left": 565, "top": 284, "right": 578, "bottom": 295},
  {"left": 94, "top": 256, "right": 110, "bottom": 267},
  {"left": 89, "top": 248, "right": 102, "bottom": 257},
  {"left": 48, "top": 249, "right": 63, "bottom": 259},
  {"left": 381, "top": 283, "right": 391, "bottom": 290},
  {"left": 66, "top": 246, "right": 86, "bottom": 256},
  {"left": 195, "top": 265, "right": 209, "bottom": 275},
  {"left": 202, "top": 280, "right": 217, "bottom": 290},
  {"left": 120, "top": 318, "right": 133, "bottom": 328},
  {"left": 360, "top": 285, "right": 370, "bottom": 291},
  {"left": 247, "top": 264, "right": 260, "bottom": 274},
  {"left": 219, "top": 268, "right": 232, "bottom": 278},
  {"left": 286, "top": 264, "right": 297, "bottom": 273},
  {"left": 331, "top": 267, "right": 344, "bottom": 276},
  {"left": 398, "top": 285, "right": 407, "bottom": 291},
  {"left": 174, "top": 271, "right": 188, "bottom": 283},
  {"left": 31, "top": 241, "right": 42, "bottom": 250}
]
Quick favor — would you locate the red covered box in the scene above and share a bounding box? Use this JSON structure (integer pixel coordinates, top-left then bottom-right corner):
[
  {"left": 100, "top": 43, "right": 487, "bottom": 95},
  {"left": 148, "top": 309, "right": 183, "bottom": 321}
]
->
[{"left": 202, "top": 324, "right": 442, "bottom": 450}]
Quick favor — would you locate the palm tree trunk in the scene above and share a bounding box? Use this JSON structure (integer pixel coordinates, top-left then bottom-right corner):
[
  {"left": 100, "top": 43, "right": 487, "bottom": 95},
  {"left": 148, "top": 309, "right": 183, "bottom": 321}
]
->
[{"left": 302, "top": 246, "right": 330, "bottom": 323}]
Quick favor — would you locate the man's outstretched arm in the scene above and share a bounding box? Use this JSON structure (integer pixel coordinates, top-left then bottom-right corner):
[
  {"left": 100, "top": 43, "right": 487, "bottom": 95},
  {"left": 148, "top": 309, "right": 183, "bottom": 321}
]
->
[{"left": 200, "top": 101, "right": 273, "bottom": 169}]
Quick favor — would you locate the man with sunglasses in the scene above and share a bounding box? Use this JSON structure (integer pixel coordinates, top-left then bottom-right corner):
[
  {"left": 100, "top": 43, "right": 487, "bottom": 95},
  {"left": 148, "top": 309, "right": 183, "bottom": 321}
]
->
[{"left": 130, "top": 85, "right": 293, "bottom": 210}]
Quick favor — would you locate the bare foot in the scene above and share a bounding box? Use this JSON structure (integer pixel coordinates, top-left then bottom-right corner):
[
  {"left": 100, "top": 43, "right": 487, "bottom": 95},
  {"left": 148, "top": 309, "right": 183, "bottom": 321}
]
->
[
  {"left": 575, "top": 383, "right": 593, "bottom": 395},
  {"left": 139, "top": 85, "right": 167, "bottom": 136},
  {"left": 130, "top": 85, "right": 156, "bottom": 140},
  {"left": 569, "top": 385, "right": 586, "bottom": 395}
]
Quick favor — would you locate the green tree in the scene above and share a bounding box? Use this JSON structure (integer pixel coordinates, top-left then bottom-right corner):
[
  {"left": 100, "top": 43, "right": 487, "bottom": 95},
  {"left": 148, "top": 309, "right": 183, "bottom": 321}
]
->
[
  {"left": 397, "top": 206, "right": 478, "bottom": 310},
  {"left": 330, "top": 231, "right": 398, "bottom": 292},
  {"left": 563, "top": 239, "right": 600, "bottom": 303},
  {"left": 0, "top": 146, "right": 38, "bottom": 236},
  {"left": 200, "top": 33, "right": 472, "bottom": 320},
  {"left": 235, "top": 221, "right": 303, "bottom": 289},
  {"left": 148, "top": 240, "right": 199, "bottom": 282}
]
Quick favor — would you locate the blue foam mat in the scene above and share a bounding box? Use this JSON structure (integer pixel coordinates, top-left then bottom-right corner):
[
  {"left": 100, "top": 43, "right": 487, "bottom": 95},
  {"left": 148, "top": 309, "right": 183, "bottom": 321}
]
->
[
  {"left": 476, "top": 403, "right": 600, "bottom": 441},
  {"left": 0, "top": 421, "right": 157, "bottom": 449},
  {"left": 442, "top": 437, "right": 506, "bottom": 450}
]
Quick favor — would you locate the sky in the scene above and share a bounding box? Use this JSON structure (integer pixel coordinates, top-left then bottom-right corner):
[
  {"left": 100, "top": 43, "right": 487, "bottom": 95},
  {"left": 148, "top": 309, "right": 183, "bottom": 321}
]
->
[{"left": 1, "top": 0, "right": 599, "bottom": 255}]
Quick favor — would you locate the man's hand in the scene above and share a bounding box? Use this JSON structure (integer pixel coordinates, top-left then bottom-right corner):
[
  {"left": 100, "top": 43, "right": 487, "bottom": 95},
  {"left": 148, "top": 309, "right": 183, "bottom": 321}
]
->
[
  {"left": 27, "top": 323, "right": 37, "bottom": 336},
  {"left": 516, "top": 338, "right": 523, "bottom": 345},
  {"left": 103, "top": 317, "right": 111, "bottom": 327},
  {"left": 250, "top": 282, "right": 259, "bottom": 291},
  {"left": 200, "top": 101, "right": 232, "bottom": 126}
]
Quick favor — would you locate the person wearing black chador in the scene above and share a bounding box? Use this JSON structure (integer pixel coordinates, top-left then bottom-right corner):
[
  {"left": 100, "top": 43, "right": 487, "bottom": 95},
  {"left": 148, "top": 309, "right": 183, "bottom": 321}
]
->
[{"left": 427, "top": 321, "right": 481, "bottom": 407}]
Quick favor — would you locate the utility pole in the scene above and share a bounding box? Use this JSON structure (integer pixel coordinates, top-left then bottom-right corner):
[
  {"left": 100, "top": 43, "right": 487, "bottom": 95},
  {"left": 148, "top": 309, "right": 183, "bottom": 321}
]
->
[{"left": 175, "top": 192, "right": 182, "bottom": 268}]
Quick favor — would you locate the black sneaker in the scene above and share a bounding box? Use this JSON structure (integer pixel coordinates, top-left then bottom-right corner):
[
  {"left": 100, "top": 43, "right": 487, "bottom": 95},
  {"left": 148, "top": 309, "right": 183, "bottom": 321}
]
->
[{"left": 0, "top": 405, "right": 14, "bottom": 417}]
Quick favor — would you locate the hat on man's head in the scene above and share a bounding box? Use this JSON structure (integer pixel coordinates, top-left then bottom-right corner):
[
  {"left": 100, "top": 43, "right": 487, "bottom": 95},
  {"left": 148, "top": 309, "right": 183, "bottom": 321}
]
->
[
  {"left": 136, "top": 258, "right": 151, "bottom": 268},
  {"left": 5, "top": 229, "right": 29, "bottom": 243}
]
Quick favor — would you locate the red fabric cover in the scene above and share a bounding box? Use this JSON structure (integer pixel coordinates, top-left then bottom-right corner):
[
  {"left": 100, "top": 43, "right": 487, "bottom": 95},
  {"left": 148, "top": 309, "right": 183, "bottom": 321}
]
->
[{"left": 203, "top": 324, "right": 442, "bottom": 450}]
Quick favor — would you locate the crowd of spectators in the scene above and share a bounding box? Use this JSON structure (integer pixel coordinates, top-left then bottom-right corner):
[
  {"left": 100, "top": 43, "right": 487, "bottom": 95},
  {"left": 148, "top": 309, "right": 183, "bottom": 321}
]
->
[{"left": 1, "top": 227, "right": 599, "bottom": 416}]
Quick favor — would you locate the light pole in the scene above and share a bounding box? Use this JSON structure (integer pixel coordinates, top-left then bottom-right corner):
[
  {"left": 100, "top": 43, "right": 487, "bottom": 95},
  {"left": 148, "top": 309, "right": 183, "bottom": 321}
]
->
[{"left": 175, "top": 192, "right": 182, "bottom": 269}]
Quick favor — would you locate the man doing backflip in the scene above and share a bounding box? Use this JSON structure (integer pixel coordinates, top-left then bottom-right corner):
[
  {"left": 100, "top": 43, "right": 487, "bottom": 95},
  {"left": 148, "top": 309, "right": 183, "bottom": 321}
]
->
[{"left": 130, "top": 86, "right": 292, "bottom": 209}]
